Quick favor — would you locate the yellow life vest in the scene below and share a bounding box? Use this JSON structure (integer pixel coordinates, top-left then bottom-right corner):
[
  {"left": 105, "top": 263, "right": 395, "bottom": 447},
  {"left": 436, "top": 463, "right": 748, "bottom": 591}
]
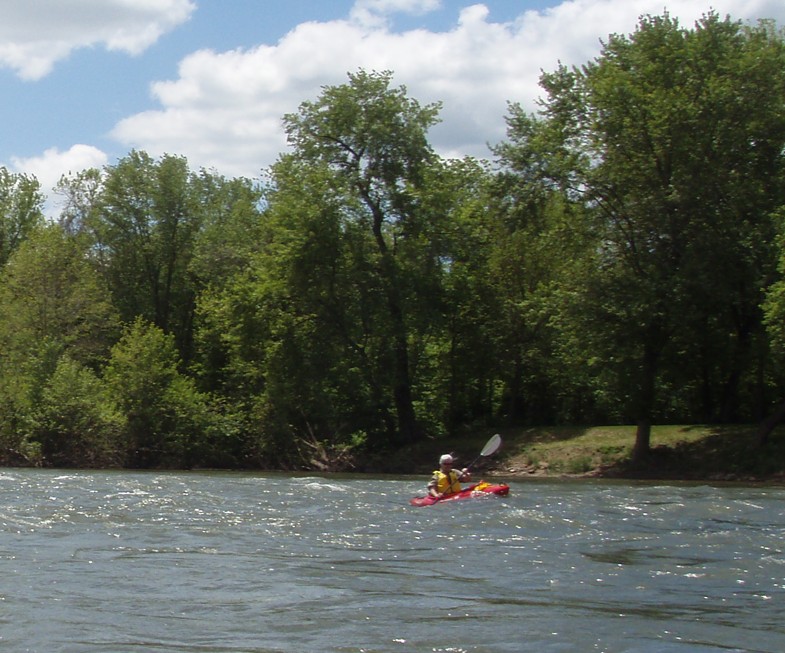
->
[{"left": 431, "top": 469, "right": 462, "bottom": 495}]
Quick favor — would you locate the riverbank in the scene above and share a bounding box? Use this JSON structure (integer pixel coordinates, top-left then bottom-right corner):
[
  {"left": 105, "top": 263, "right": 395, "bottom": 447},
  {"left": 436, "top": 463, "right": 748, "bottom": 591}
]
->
[{"left": 385, "top": 424, "right": 785, "bottom": 483}]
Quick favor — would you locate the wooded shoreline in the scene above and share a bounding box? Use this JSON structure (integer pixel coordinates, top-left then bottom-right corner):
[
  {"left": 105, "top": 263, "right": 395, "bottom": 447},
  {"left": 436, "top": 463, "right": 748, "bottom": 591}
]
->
[{"left": 3, "top": 13, "right": 785, "bottom": 473}]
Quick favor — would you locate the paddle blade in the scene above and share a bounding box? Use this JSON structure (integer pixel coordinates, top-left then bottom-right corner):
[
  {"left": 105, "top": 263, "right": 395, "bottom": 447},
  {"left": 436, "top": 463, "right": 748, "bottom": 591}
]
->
[{"left": 480, "top": 433, "right": 502, "bottom": 457}]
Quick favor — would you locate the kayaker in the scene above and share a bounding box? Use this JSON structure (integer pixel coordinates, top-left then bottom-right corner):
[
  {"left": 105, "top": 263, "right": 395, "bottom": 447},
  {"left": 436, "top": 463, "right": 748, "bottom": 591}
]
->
[{"left": 427, "top": 454, "right": 471, "bottom": 499}]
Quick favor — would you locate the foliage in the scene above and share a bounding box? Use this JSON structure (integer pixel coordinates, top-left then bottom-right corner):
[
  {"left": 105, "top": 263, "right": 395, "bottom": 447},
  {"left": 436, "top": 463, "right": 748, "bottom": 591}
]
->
[
  {"left": 240, "top": 70, "right": 450, "bottom": 450},
  {"left": 0, "top": 167, "right": 44, "bottom": 267},
  {"left": 0, "top": 225, "right": 120, "bottom": 465},
  {"left": 0, "top": 225, "right": 120, "bottom": 369},
  {"left": 3, "top": 13, "right": 785, "bottom": 471},
  {"left": 189, "top": 172, "right": 265, "bottom": 287},
  {"left": 277, "top": 70, "right": 444, "bottom": 447},
  {"left": 499, "top": 13, "right": 785, "bottom": 458},
  {"left": 79, "top": 152, "right": 204, "bottom": 362},
  {"left": 30, "top": 356, "right": 124, "bottom": 467},
  {"left": 103, "top": 318, "right": 215, "bottom": 468}
]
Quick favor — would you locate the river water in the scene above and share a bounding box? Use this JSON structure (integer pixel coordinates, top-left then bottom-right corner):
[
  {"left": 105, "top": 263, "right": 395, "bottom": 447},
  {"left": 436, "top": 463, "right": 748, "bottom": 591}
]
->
[{"left": 1, "top": 470, "right": 783, "bottom": 653}]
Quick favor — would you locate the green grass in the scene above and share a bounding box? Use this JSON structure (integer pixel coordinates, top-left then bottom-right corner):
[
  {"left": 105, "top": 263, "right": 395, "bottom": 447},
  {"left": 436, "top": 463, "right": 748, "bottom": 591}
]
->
[{"left": 499, "top": 424, "right": 785, "bottom": 481}]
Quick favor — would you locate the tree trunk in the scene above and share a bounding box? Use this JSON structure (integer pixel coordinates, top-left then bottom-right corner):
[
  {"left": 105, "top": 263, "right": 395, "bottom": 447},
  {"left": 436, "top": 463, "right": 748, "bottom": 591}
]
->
[
  {"left": 366, "top": 197, "right": 419, "bottom": 445},
  {"left": 758, "top": 398, "right": 785, "bottom": 445},
  {"left": 383, "top": 261, "right": 418, "bottom": 445},
  {"left": 393, "top": 363, "right": 418, "bottom": 444},
  {"left": 632, "top": 333, "right": 661, "bottom": 462},
  {"left": 632, "top": 419, "right": 651, "bottom": 462}
]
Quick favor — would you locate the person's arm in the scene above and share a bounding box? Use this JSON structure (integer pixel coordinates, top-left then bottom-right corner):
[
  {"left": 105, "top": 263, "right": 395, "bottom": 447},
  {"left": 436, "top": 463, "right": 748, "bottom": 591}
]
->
[
  {"left": 427, "top": 476, "right": 441, "bottom": 498},
  {"left": 458, "top": 467, "right": 471, "bottom": 482}
]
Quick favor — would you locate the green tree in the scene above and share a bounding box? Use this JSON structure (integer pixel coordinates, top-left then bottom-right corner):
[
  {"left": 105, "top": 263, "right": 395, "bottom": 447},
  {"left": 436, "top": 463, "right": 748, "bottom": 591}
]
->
[
  {"left": 499, "top": 13, "right": 785, "bottom": 458},
  {"left": 87, "top": 151, "right": 202, "bottom": 360},
  {"left": 104, "top": 318, "right": 214, "bottom": 468},
  {"left": 31, "top": 356, "right": 124, "bottom": 467},
  {"left": 407, "top": 157, "right": 504, "bottom": 431},
  {"left": 55, "top": 167, "right": 103, "bottom": 238},
  {"left": 760, "top": 208, "right": 785, "bottom": 442},
  {"left": 189, "top": 172, "right": 264, "bottom": 288},
  {"left": 0, "top": 167, "right": 45, "bottom": 267},
  {"left": 195, "top": 155, "right": 390, "bottom": 466},
  {"left": 187, "top": 173, "right": 267, "bottom": 395},
  {"left": 274, "top": 69, "right": 443, "bottom": 446},
  {"left": 0, "top": 224, "right": 120, "bottom": 463},
  {"left": 490, "top": 126, "right": 595, "bottom": 425},
  {"left": 195, "top": 71, "right": 493, "bottom": 462},
  {"left": 0, "top": 225, "right": 120, "bottom": 369}
]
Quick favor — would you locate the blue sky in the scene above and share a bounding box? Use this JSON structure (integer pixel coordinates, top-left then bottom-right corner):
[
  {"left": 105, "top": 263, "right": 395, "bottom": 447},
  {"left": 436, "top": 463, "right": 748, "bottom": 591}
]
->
[{"left": 1, "top": 0, "right": 782, "bottom": 215}]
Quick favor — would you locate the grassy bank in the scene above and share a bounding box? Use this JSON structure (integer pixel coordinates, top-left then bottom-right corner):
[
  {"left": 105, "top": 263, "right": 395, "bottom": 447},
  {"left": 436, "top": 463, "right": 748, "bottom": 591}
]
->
[{"left": 389, "top": 424, "right": 785, "bottom": 482}]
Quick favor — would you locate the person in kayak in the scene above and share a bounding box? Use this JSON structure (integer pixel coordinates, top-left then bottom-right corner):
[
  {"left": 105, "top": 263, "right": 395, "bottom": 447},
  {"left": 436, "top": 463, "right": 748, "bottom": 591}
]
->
[{"left": 428, "top": 454, "right": 471, "bottom": 499}]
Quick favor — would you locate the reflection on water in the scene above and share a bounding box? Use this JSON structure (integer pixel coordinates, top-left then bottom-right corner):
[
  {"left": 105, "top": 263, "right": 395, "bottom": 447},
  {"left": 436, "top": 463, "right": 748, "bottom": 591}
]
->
[{"left": 1, "top": 470, "right": 784, "bottom": 652}]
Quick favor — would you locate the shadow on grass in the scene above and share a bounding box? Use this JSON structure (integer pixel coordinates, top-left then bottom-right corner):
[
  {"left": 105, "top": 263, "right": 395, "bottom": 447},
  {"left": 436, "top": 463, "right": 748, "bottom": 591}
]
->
[{"left": 602, "top": 426, "right": 785, "bottom": 482}]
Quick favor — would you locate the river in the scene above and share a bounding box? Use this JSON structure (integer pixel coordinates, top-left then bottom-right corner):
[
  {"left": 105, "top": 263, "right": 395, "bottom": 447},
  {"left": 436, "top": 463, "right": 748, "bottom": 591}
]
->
[{"left": 0, "top": 469, "right": 783, "bottom": 652}]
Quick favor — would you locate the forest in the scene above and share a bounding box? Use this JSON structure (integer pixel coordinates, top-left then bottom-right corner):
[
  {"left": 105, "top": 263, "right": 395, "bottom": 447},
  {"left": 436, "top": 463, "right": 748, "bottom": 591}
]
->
[{"left": 2, "top": 11, "right": 785, "bottom": 471}]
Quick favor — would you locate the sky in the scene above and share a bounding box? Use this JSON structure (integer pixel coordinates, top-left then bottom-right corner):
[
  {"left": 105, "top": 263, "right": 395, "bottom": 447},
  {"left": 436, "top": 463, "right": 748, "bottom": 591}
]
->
[{"left": 1, "top": 0, "right": 784, "bottom": 216}]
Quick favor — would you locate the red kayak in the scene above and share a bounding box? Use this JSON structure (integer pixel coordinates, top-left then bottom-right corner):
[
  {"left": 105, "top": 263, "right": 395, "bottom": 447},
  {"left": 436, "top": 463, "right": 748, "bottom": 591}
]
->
[{"left": 409, "top": 481, "right": 510, "bottom": 507}]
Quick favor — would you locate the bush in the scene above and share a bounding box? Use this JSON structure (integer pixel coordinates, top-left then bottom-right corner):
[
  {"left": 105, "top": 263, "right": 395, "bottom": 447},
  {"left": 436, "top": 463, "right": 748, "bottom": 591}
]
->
[
  {"left": 104, "top": 318, "right": 216, "bottom": 468},
  {"left": 32, "top": 356, "right": 124, "bottom": 467}
]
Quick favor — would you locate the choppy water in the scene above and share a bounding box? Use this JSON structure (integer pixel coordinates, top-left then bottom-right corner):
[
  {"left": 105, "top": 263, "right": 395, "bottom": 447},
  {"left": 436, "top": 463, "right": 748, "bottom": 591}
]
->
[{"left": 0, "top": 470, "right": 783, "bottom": 652}]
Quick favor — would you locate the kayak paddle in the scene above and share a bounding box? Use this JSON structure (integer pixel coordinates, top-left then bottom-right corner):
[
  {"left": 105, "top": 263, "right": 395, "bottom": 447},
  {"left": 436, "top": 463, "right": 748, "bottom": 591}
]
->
[{"left": 462, "top": 433, "right": 502, "bottom": 471}]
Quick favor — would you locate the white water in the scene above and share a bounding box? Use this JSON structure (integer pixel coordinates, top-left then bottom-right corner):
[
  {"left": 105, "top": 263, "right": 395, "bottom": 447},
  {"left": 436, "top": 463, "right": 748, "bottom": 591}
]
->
[{"left": 1, "top": 470, "right": 783, "bottom": 652}]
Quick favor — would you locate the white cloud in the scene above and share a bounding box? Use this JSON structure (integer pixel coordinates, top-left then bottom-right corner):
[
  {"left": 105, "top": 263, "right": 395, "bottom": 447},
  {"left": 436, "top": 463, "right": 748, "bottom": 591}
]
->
[
  {"left": 108, "top": 0, "right": 785, "bottom": 180},
  {"left": 10, "top": 145, "right": 108, "bottom": 218},
  {"left": 10, "top": 0, "right": 785, "bottom": 209},
  {"left": 11, "top": 144, "right": 107, "bottom": 191},
  {"left": 0, "top": 0, "right": 195, "bottom": 80}
]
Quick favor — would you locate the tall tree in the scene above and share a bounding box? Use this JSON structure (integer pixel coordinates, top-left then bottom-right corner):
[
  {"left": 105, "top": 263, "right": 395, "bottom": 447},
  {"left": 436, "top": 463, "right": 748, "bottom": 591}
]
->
[
  {"left": 275, "top": 69, "right": 443, "bottom": 446},
  {"left": 411, "top": 157, "right": 506, "bottom": 431},
  {"left": 491, "top": 125, "right": 595, "bottom": 425},
  {"left": 55, "top": 168, "right": 103, "bottom": 238},
  {"left": 760, "top": 208, "right": 785, "bottom": 443},
  {"left": 0, "top": 224, "right": 120, "bottom": 371},
  {"left": 0, "top": 224, "right": 120, "bottom": 463},
  {"left": 500, "top": 13, "right": 785, "bottom": 458},
  {"left": 189, "top": 172, "right": 264, "bottom": 288},
  {"left": 88, "top": 151, "right": 202, "bottom": 360}
]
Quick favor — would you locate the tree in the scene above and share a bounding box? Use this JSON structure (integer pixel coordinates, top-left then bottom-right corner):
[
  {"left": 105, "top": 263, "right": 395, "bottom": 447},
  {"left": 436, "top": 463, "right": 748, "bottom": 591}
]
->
[
  {"left": 189, "top": 172, "right": 264, "bottom": 288},
  {"left": 408, "top": 157, "right": 505, "bottom": 431},
  {"left": 491, "top": 125, "right": 596, "bottom": 425},
  {"left": 55, "top": 167, "right": 104, "bottom": 237},
  {"left": 0, "top": 167, "right": 45, "bottom": 267},
  {"left": 274, "top": 69, "right": 443, "bottom": 446},
  {"left": 104, "top": 318, "right": 214, "bottom": 468},
  {"left": 87, "top": 151, "right": 202, "bottom": 361},
  {"left": 32, "top": 356, "right": 124, "bottom": 467},
  {"left": 0, "top": 224, "right": 120, "bottom": 370},
  {"left": 0, "top": 224, "right": 120, "bottom": 463},
  {"left": 188, "top": 173, "right": 266, "bottom": 397},
  {"left": 499, "top": 13, "right": 785, "bottom": 459},
  {"left": 760, "top": 208, "right": 785, "bottom": 443}
]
